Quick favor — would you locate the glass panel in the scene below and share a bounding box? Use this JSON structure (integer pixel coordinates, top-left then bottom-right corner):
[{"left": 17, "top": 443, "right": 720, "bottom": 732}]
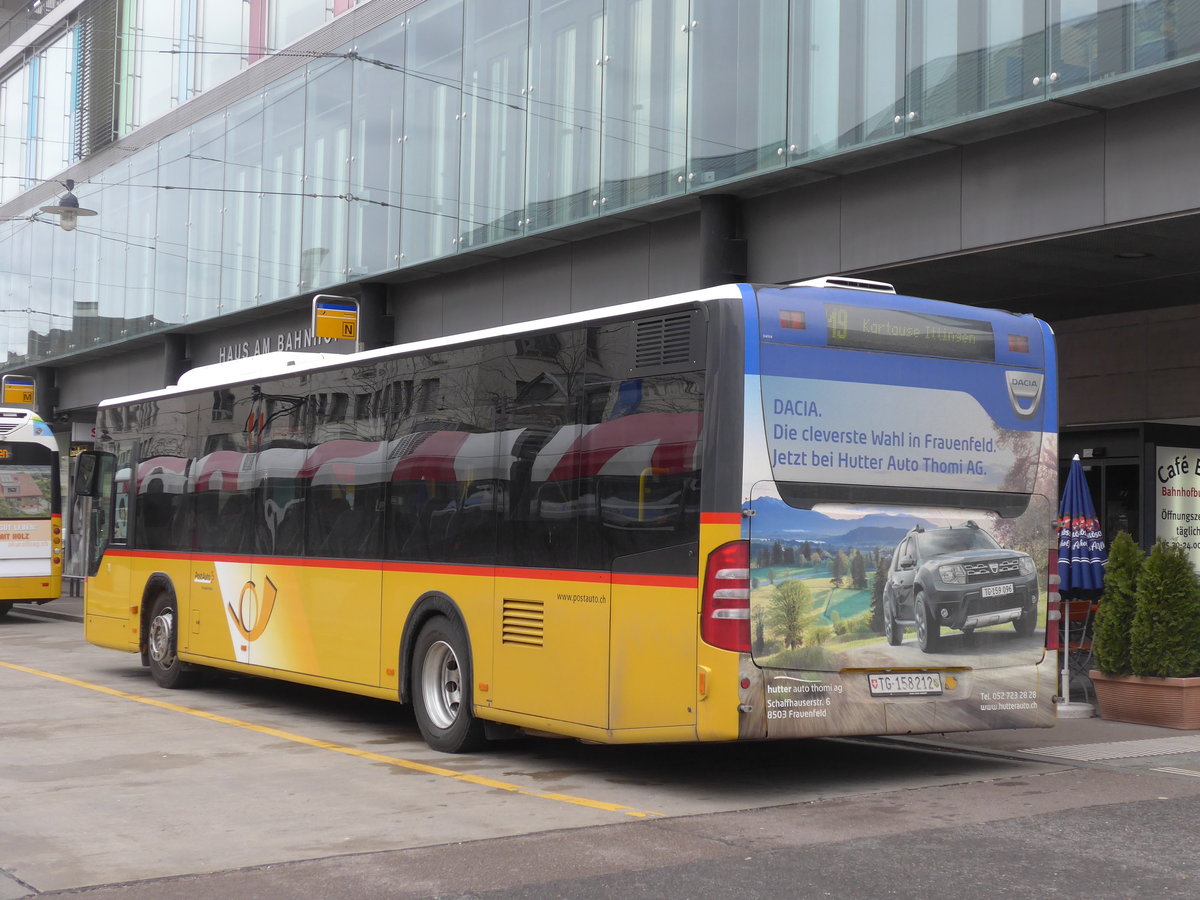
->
[
  {"left": 87, "top": 182, "right": 120, "bottom": 346},
  {"left": 196, "top": 0, "right": 248, "bottom": 92},
  {"left": 1132, "top": 0, "right": 1200, "bottom": 68},
  {"left": 0, "top": 67, "right": 29, "bottom": 202},
  {"left": 188, "top": 116, "right": 225, "bottom": 322},
  {"left": 400, "top": 0, "right": 464, "bottom": 265},
  {"left": 222, "top": 92, "right": 263, "bottom": 310},
  {"left": 907, "top": 0, "right": 964, "bottom": 128},
  {"left": 984, "top": 1, "right": 1047, "bottom": 109},
  {"left": 348, "top": 17, "right": 405, "bottom": 278},
  {"left": 49, "top": 216, "right": 76, "bottom": 356},
  {"left": 71, "top": 195, "right": 104, "bottom": 346},
  {"left": 95, "top": 174, "right": 130, "bottom": 340},
  {"left": 258, "top": 73, "right": 306, "bottom": 303},
  {"left": 155, "top": 130, "right": 189, "bottom": 325},
  {"left": 600, "top": 0, "right": 689, "bottom": 211},
  {"left": 29, "top": 225, "right": 52, "bottom": 359},
  {"left": 301, "top": 59, "right": 352, "bottom": 292},
  {"left": 908, "top": 0, "right": 1046, "bottom": 130},
  {"left": 526, "top": 0, "right": 603, "bottom": 230},
  {"left": 460, "top": 0, "right": 528, "bottom": 249},
  {"left": 130, "top": 0, "right": 180, "bottom": 131},
  {"left": 271, "top": 0, "right": 329, "bottom": 50},
  {"left": 687, "top": 0, "right": 787, "bottom": 187},
  {"left": 37, "top": 29, "right": 76, "bottom": 179},
  {"left": 790, "top": 0, "right": 904, "bottom": 159},
  {"left": 1051, "top": 0, "right": 1200, "bottom": 91},
  {"left": 1050, "top": 0, "right": 1126, "bottom": 90},
  {"left": 125, "top": 147, "right": 158, "bottom": 331},
  {"left": 1102, "top": 462, "right": 1138, "bottom": 543},
  {"left": 0, "top": 223, "right": 17, "bottom": 362}
]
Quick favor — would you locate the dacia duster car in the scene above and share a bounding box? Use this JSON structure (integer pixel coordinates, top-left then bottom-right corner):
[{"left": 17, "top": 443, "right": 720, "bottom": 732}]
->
[{"left": 881, "top": 521, "right": 1038, "bottom": 653}]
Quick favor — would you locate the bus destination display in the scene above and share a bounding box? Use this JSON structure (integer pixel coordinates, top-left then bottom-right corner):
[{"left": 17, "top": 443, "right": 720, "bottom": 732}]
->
[{"left": 824, "top": 303, "right": 995, "bottom": 361}]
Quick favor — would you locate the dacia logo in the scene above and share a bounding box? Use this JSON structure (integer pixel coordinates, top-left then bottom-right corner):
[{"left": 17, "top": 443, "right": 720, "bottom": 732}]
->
[
  {"left": 989, "top": 562, "right": 999, "bottom": 574},
  {"left": 1004, "top": 370, "right": 1044, "bottom": 418}
]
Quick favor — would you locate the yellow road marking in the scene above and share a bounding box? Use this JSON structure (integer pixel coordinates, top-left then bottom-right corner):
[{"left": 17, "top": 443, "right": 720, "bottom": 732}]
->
[{"left": 0, "top": 659, "right": 663, "bottom": 819}]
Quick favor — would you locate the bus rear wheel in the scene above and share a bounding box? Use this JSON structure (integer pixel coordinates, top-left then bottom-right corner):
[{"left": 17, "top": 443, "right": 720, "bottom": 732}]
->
[
  {"left": 411, "top": 615, "right": 486, "bottom": 753},
  {"left": 0, "top": 603, "right": 10, "bottom": 619},
  {"left": 147, "top": 594, "right": 199, "bottom": 689}
]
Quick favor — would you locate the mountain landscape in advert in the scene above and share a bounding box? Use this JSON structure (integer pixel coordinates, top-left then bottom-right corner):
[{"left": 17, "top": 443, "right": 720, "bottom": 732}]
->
[{"left": 747, "top": 496, "right": 933, "bottom": 548}]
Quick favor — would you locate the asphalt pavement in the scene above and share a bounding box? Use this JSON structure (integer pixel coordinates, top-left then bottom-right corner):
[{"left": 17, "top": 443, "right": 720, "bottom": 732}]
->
[
  {"left": 12, "top": 594, "right": 1192, "bottom": 766},
  {"left": 11, "top": 595, "right": 1200, "bottom": 899}
]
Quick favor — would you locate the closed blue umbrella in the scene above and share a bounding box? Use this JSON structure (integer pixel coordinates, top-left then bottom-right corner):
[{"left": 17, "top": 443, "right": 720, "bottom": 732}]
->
[
  {"left": 1057, "top": 454, "right": 1107, "bottom": 597},
  {"left": 1056, "top": 454, "right": 1106, "bottom": 713}
]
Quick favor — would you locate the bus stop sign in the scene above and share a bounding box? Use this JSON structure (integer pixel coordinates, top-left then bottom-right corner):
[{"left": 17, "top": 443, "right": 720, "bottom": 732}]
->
[
  {"left": 1, "top": 374, "right": 35, "bottom": 405},
  {"left": 312, "top": 295, "right": 359, "bottom": 341}
]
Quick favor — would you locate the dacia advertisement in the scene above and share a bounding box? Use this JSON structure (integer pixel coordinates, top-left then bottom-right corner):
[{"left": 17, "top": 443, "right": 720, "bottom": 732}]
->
[{"left": 738, "top": 286, "right": 1058, "bottom": 737}]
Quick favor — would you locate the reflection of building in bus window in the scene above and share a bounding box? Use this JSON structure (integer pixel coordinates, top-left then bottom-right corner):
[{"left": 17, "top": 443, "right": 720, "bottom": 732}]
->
[{"left": 114, "top": 495, "right": 129, "bottom": 541}]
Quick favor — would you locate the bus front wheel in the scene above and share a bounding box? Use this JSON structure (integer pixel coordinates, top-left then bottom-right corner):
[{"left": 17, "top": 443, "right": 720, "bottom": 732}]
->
[
  {"left": 411, "top": 615, "right": 486, "bottom": 753},
  {"left": 147, "top": 594, "right": 199, "bottom": 689}
]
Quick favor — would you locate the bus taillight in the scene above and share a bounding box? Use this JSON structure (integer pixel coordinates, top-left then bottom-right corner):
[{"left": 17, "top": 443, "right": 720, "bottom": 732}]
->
[{"left": 702, "top": 540, "right": 751, "bottom": 652}]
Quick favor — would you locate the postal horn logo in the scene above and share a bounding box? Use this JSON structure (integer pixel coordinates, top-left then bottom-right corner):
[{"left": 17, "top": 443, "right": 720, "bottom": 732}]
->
[
  {"left": 226, "top": 576, "right": 278, "bottom": 642},
  {"left": 1005, "top": 370, "right": 1044, "bottom": 418}
]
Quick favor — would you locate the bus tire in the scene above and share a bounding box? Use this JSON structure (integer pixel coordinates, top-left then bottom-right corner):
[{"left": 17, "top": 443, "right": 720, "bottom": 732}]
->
[
  {"left": 0, "top": 603, "right": 10, "bottom": 619},
  {"left": 147, "top": 594, "right": 199, "bottom": 689},
  {"left": 411, "top": 614, "right": 486, "bottom": 753},
  {"left": 916, "top": 592, "right": 942, "bottom": 653}
]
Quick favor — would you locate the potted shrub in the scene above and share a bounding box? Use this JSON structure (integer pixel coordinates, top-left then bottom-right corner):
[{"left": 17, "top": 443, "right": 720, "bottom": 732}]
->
[
  {"left": 1090, "top": 531, "right": 1142, "bottom": 677},
  {"left": 1091, "top": 538, "right": 1200, "bottom": 729}
]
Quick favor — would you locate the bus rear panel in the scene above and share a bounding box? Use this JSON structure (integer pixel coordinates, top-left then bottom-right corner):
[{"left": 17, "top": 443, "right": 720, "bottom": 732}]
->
[
  {"left": 0, "top": 409, "right": 63, "bottom": 608},
  {"left": 724, "top": 283, "right": 1056, "bottom": 738}
]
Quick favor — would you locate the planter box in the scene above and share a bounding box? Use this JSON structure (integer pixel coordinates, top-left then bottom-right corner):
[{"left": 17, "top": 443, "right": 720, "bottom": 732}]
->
[{"left": 1089, "top": 670, "right": 1200, "bottom": 730}]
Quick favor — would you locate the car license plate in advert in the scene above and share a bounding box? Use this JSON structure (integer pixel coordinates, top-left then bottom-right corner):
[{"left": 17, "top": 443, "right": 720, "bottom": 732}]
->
[
  {"left": 981, "top": 582, "right": 1015, "bottom": 598},
  {"left": 868, "top": 673, "right": 942, "bottom": 697}
]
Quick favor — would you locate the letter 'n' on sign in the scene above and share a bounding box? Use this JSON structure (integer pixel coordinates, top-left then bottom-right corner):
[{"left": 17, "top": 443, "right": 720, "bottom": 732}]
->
[{"left": 312, "top": 294, "right": 359, "bottom": 341}]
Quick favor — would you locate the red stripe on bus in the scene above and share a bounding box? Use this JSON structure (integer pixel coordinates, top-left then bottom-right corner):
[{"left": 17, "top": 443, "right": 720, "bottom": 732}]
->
[
  {"left": 493, "top": 567, "right": 610, "bottom": 583},
  {"left": 99, "top": 550, "right": 696, "bottom": 587},
  {"left": 701, "top": 512, "right": 741, "bottom": 525},
  {"left": 612, "top": 573, "right": 697, "bottom": 589},
  {"left": 382, "top": 562, "right": 495, "bottom": 577}
]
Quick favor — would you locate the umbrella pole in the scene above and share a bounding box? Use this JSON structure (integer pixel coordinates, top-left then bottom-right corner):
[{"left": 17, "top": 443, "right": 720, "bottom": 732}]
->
[{"left": 1060, "top": 599, "right": 1071, "bottom": 703}]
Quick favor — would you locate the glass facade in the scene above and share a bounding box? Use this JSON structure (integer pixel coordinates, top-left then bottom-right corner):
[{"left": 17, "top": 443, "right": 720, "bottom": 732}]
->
[{"left": 2, "top": 0, "right": 1199, "bottom": 369}]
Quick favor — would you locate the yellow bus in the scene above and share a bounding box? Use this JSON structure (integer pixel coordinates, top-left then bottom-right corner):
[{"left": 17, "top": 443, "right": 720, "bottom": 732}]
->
[
  {"left": 73, "top": 279, "right": 1058, "bottom": 751},
  {"left": 0, "top": 408, "right": 63, "bottom": 616}
]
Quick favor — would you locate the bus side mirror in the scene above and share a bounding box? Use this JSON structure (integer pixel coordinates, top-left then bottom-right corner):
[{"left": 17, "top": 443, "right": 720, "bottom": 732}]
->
[
  {"left": 74, "top": 450, "right": 116, "bottom": 497},
  {"left": 74, "top": 452, "right": 101, "bottom": 497}
]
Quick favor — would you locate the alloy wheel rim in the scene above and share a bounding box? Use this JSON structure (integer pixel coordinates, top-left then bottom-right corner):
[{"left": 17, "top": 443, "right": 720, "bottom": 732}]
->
[
  {"left": 148, "top": 608, "right": 175, "bottom": 667},
  {"left": 420, "top": 639, "right": 462, "bottom": 730}
]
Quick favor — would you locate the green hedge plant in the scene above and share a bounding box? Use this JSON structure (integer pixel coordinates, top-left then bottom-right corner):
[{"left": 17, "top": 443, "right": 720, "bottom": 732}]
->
[
  {"left": 1091, "top": 531, "right": 1143, "bottom": 677},
  {"left": 1129, "top": 541, "right": 1200, "bottom": 678}
]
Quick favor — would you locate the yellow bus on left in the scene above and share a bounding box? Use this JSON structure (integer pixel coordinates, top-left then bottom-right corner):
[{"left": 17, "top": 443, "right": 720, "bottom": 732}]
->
[{"left": 0, "top": 408, "right": 63, "bottom": 616}]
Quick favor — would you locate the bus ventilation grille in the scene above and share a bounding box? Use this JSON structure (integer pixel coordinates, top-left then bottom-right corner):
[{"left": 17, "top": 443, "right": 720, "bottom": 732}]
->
[
  {"left": 635, "top": 312, "right": 695, "bottom": 369},
  {"left": 502, "top": 598, "right": 545, "bottom": 647}
]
